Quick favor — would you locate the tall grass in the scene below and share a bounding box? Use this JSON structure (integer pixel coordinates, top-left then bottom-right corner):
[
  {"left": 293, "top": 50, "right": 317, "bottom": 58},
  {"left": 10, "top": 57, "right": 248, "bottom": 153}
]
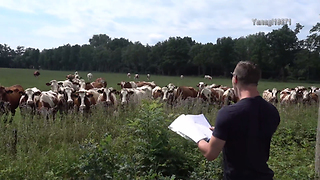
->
[{"left": 0, "top": 100, "right": 318, "bottom": 179}]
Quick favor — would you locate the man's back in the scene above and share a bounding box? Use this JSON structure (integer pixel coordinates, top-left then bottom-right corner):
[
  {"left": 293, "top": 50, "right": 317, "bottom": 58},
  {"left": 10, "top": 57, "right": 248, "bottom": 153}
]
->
[{"left": 213, "top": 96, "right": 280, "bottom": 180}]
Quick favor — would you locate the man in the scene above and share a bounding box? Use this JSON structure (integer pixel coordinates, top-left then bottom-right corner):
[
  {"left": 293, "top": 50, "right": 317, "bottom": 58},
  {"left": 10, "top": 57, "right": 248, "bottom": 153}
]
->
[{"left": 198, "top": 61, "right": 280, "bottom": 180}]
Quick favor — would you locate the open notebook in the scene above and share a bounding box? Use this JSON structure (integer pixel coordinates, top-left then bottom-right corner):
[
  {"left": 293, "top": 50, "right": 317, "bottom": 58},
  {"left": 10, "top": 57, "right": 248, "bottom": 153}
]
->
[{"left": 168, "top": 114, "right": 213, "bottom": 143}]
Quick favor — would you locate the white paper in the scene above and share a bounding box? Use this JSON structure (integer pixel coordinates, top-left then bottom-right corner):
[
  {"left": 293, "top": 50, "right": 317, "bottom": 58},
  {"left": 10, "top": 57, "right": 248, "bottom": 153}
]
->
[{"left": 168, "top": 114, "right": 213, "bottom": 143}]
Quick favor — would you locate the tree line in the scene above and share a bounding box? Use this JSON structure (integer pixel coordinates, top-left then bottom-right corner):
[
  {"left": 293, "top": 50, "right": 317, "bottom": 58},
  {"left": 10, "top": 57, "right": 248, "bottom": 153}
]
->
[{"left": 0, "top": 23, "right": 319, "bottom": 81}]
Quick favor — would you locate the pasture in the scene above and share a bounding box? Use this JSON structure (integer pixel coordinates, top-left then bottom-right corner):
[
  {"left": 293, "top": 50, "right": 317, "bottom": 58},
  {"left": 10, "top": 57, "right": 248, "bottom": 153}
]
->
[{"left": 0, "top": 68, "right": 319, "bottom": 179}]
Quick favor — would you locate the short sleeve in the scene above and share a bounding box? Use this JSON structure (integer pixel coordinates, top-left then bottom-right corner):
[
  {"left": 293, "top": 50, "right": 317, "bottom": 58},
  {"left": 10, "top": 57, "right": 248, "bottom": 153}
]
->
[{"left": 212, "top": 107, "right": 231, "bottom": 141}]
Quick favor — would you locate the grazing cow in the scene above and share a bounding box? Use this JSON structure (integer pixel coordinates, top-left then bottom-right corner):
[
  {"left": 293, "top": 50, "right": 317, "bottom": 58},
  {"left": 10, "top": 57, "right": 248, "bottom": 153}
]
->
[
  {"left": 33, "top": 70, "right": 40, "bottom": 77},
  {"left": 19, "top": 87, "right": 41, "bottom": 116},
  {"left": 204, "top": 75, "right": 212, "bottom": 80},
  {"left": 87, "top": 73, "right": 93, "bottom": 81},
  {"left": 0, "top": 85, "right": 24, "bottom": 122},
  {"left": 147, "top": 74, "right": 150, "bottom": 80},
  {"left": 127, "top": 73, "right": 131, "bottom": 78},
  {"left": 117, "top": 81, "right": 137, "bottom": 89},
  {"left": 97, "top": 87, "right": 118, "bottom": 108},
  {"left": 262, "top": 88, "right": 280, "bottom": 103},
  {"left": 134, "top": 74, "right": 139, "bottom": 80},
  {"left": 180, "top": 75, "right": 184, "bottom": 79},
  {"left": 152, "top": 86, "right": 163, "bottom": 100}
]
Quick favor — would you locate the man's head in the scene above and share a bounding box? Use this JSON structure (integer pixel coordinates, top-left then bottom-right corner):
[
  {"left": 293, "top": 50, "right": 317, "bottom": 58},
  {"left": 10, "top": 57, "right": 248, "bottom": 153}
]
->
[{"left": 232, "top": 61, "right": 261, "bottom": 87}]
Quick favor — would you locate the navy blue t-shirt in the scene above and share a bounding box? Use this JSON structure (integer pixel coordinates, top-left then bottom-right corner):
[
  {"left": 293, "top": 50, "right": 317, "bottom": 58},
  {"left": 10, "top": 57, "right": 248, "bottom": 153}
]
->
[{"left": 212, "top": 96, "right": 280, "bottom": 180}]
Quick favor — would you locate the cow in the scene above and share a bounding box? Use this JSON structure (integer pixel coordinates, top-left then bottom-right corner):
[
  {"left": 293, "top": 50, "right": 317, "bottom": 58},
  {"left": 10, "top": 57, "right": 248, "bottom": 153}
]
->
[
  {"left": 175, "top": 86, "right": 198, "bottom": 101},
  {"left": 87, "top": 73, "right": 93, "bottom": 81},
  {"left": 162, "top": 83, "right": 177, "bottom": 104},
  {"left": 66, "top": 74, "right": 75, "bottom": 81},
  {"left": 0, "top": 85, "right": 24, "bottom": 122},
  {"left": 280, "top": 88, "right": 297, "bottom": 104},
  {"left": 72, "top": 89, "right": 97, "bottom": 114},
  {"left": 33, "top": 70, "right": 40, "bottom": 77},
  {"left": 134, "top": 74, "right": 139, "bottom": 80},
  {"left": 97, "top": 87, "right": 118, "bottom": 108},
  {"left": 147, "top": 74, "right": 150, "bottom": 80},
  {"left": 196, "top": 82, "right": 207, "bottom": 92},
  {"left": 180, "top": 75, "right": 184, "bottom": 79},
  {"left": 136, "top": 81, "right": 157, "bottom": 89},
  {"left": 309, "top": 86, "right": 319, "bottom": 93},
  {"left": 117, "top": 81, "right": 137, "bottom": 89},
  {"left": 119, "top": 87, "right": 152, "bottom": 106},
  {"left": 19, "top": 87, "right": 41, "bottom": 116},
  {"left": 199, "top": 87, "right": 225, "bottom": 105},
  {"left": 91, "top": 78, "right": 107, "bottom": 88},
  {"left": 221, "top": 88, "right": 238, "bottom": 106},
  {"left": 36, "top": 90, "right": 59, "bottom": 120},
  {"left": 204, "top": 75, "right": 212, "bottom": 80},
  {"left": 57, "top": 86, "right": 75, "bottom": 114},
  {"left": 46, "top": 80, "right": 59, "bottom": 93},
  {"left": 262, "top": 88, "right": 280, "bottom": 104},
  {"left": 152, "top": 86, "right": 163, "bottom": 100},
  {"left": 127, "top": 73, "right": 131, "bottom": 78}
]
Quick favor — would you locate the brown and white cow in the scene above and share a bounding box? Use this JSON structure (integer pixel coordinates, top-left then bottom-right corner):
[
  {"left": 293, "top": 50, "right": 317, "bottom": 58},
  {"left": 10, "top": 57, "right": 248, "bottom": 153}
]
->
[
  {"left": 37, "top": 90, "right": 59, "bottom": 120},
  {"left": 204, "top": 75, "right": 212, "bottom": 80},
  {"left": 222, "top": 87, "right": 238, "bottom": 105},
  {"left": 0, "top": 84, "right": 24, "bottom": 122},
  {"left": 91, "top": 78, "right": 107, "bottom": 88},
  {"left": 117, "top": 81, "right": 137, "bottom": 89},
  {"left": 127, "top": 73, "right": 131, "bottom": 78},
  {"left": 136, "top": 81, "right": 157, "bottom": 89},
  {"left": 175, "top": 86, "right": 198, "bottom": 101},
  {"left": 152, "top": 86, "right": 163, "bottom": 100},
  {"left": 280, "top": 88, "right": 297, "bottom": 104},
  {"left": 72, "top": 89, "right": 97, "bottom": 114},
  {"left": 119, "top": 87, "right": 152, "bottom": 106},
  {"left": 262, "top": 88, "right": 280, "bottom": 104},
  {"left": 97, "top": 87, "right": 118, "bottom": 108},
  {"left": 57, "top": 86, "right": 75, "bottom": 114},
  {"left": 33, "top": 70, "right": 40, "bottom": 77},
  {"left": 162, "top": 83, "right": 177, "bottom": 104},
  {"left": 134, "top": 74, "right": 139, "bottom": 80},
  {"left": 19, "top": 87, "right": 41, "bottom": 116},
  {"left": 147, "top": 74, "right": 150, "bottom": 80}
]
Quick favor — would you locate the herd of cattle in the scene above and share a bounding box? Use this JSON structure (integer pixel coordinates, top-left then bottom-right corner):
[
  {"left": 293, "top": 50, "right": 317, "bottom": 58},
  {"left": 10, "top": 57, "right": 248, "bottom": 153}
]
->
[{"left": 0, "top": 71, "right": 319, "bottom": 122}]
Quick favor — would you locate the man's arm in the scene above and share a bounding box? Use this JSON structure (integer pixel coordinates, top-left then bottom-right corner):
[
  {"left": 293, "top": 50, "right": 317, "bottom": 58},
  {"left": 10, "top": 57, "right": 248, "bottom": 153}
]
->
[{"left": 198, "top": 134, "right": 225, "bottom": 161}]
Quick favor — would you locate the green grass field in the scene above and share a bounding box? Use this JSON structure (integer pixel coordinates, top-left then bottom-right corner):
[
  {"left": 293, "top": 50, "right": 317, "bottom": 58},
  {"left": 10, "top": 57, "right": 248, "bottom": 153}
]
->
[
  {"left": 1, "top": 68, "right": 320, "bottom": 92},
  {"left": 0, "top": 68, "right": 318, "bottom": 179}
]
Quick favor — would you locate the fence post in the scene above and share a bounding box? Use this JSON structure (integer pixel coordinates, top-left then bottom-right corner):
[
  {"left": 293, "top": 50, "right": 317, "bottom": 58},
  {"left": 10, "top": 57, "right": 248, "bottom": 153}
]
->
[{"left": 316, "top": 100, "right": 320, "bottom": 179}]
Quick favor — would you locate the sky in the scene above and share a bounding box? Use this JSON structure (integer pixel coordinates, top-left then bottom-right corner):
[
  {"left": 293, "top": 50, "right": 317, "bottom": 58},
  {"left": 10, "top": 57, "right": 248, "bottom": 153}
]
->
[{"left": 0, "top": 0, "right": 319, "bottom": 51}]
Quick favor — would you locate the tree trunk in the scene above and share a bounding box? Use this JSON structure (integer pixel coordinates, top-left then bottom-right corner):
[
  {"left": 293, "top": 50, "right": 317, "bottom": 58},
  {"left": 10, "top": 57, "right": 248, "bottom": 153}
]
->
[{"left": 316, "top": 100, "right": 320, "bottom": 179}]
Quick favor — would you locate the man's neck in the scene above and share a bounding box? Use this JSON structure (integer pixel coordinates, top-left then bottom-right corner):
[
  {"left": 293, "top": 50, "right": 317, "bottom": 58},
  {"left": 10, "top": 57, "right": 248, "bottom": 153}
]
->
[{"left": 237, "top": 85, "right": 260, "bottom": 100}]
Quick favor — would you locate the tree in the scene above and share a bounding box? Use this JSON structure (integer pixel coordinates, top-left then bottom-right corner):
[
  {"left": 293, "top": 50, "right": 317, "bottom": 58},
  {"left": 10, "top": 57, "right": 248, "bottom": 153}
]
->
[{"left": 266, "top": 25, "right": 298, "bottom": 80}]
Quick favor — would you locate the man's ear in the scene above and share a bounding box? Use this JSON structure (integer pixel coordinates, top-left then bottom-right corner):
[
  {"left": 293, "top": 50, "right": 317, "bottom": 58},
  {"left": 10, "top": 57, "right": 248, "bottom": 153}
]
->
[{"left": 234, "top": 75, "right": 238, "bottom": 84}]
